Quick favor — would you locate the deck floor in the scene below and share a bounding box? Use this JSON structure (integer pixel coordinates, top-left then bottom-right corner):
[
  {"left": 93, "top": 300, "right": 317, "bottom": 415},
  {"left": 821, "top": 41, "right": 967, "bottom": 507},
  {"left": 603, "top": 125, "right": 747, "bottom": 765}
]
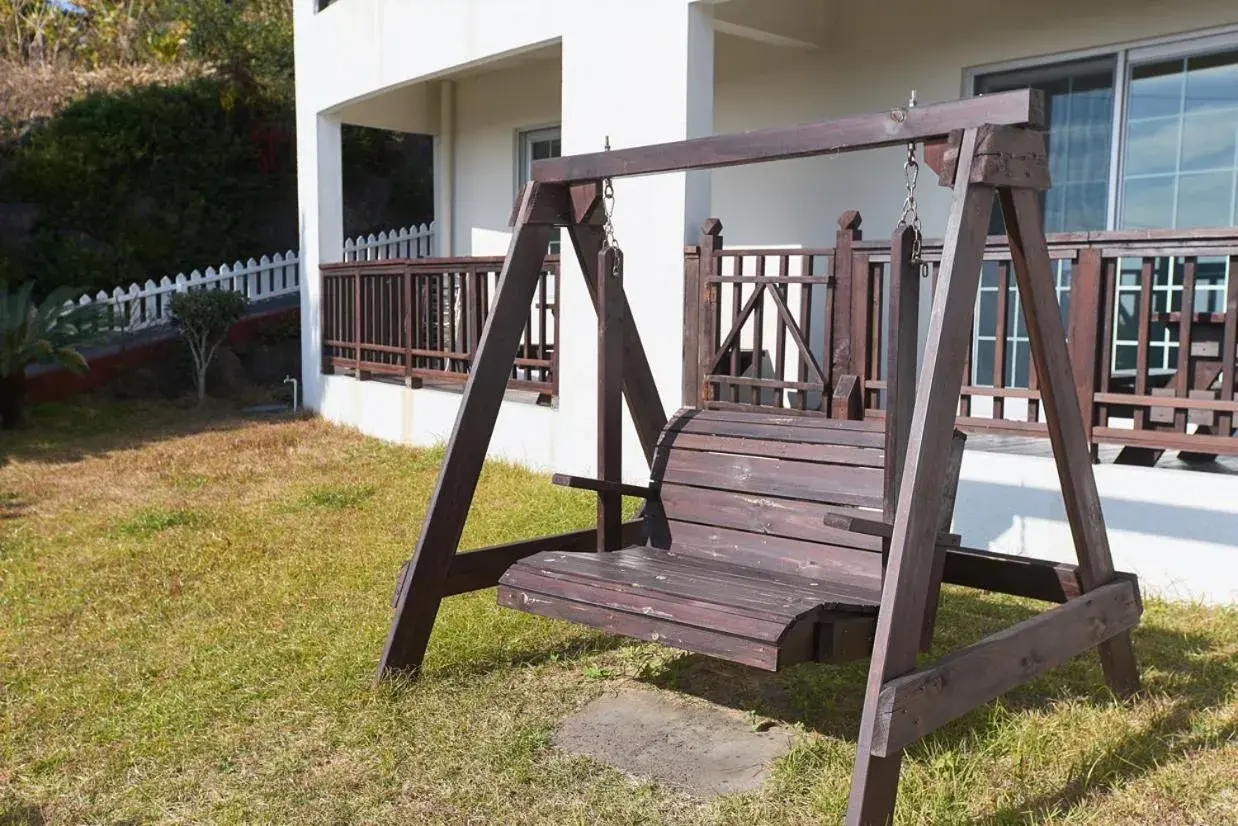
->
[{"left": 966, "top": 433, "right": 1238, "bottom": 475}]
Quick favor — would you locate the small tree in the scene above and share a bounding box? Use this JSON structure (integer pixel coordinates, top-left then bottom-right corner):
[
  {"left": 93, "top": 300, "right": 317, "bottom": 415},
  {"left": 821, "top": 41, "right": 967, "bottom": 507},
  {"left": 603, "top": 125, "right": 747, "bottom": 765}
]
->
[{"left": 170, "top": 289, "right": 247, "bottom": 405}]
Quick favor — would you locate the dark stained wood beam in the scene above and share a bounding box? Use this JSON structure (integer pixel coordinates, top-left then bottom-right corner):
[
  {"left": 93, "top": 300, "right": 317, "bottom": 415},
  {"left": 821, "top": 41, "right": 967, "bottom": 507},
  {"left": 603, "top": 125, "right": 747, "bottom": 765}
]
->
[
  {"left": 551, "top": 474, "right": 655, "bottom": 499},
  {"left": 885, "top": 224, "right": 919, "bottom": 519},
  {"left": 942, "top": 546, "right": 1084, "bottom": 604},
  {"left": 847, "top": 128, "right": 994, "bottom": 826},
  {"left": 532, "top": 90, "right": 1045, "bottom": 183},
  {"left": 999, "top": 186, "right": 1142, "bottom": 698},
  {"left": 567, "top": 223, "right": 668, "bottom": 466},
  {"left": 924, "top": 125, "right": 1051, "bottom": 191},
  {"left": 831, "top": 374, "right": 862, "bottom": 420},
  {"left": 508, "top": 181, "right": 576, "bottom": 227},
  {"left": 870, "top": 578, "right": 1143, "bottom": 757},
  {"left": 821, "top": 512, "right": 959, "bottom": 548},
  {"left": 443, "top": 521, "right": 645, "bottom": 596},
  {"left": 377, "top": 184, "right": 558, "bottom": 681},
  {"left": 598, "top": 245, "right": 625, "bottom": 552},
  {"left": 570, "top": 181, "right": 603, "bottom": 224}
]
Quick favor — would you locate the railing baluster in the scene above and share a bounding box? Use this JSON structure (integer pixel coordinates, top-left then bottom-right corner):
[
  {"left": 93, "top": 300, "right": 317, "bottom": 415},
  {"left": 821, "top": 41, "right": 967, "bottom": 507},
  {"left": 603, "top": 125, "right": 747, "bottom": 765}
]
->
[
  {"left": 1175, "top": 257, "right": 1197, "bottom": 433},
  {"left": 539, "top": 267, "right": 549, "bottom": 385},
  {"left": 774, "top": 254, "right": 788, "bottom": 408},
  {"left": 552, "top": 259, "right": 562, "bottom": 396},
  {"left": 993, "top": 260, "right": 1010, "bottom": 421},
  {"left": 1221, "top": 255, "right": 1238, "bottom": 438},
  {"left": 869, "top": 260, "right": 884, "bottom": 411},
  {"left": 353, "top": 268, "right": 362, "bottom": 377},
  {"left": 1098, "top": 256, "right": 1118, "bottom": 430},
  {"left": 1135, "top": 258, "right": 1154, "bottom": 431},
  {"left": 729, "top": 255, "right": 742, "bottom": 404},
  {"left": 851, "top": 251, "right": 871, "bottom": 406},
  {"left": 809, "top": 254, "right": 823, "bottom": 411},
  {"left": 404, "top": 266, "right": 414, "bottom": 384},
  {"left": 751, "top": 254, "right": 765, "bottom": 405}
]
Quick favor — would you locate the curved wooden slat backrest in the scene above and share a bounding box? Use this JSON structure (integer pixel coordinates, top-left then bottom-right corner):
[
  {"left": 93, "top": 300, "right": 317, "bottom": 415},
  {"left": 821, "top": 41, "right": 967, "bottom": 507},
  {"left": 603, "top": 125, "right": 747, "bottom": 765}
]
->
[{"left": 646, "top": 408, "right": 890, "bottom": 584}]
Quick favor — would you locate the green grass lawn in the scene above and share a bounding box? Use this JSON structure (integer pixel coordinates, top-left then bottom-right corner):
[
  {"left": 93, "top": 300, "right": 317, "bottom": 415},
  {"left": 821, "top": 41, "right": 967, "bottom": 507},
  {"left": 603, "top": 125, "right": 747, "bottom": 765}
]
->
[{"left": 1, "top": 400, "right": 1236, "bottom": 825}]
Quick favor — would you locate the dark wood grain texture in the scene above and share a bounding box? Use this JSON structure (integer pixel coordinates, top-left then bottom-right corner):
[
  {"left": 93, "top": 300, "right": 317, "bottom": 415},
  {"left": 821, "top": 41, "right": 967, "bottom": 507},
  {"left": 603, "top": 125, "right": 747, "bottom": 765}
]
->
[
  {"left": 551, "top": 474, "right": 654, "bottom": 499},
  {"left": 532, "top": 91, "right": 1044, "bottom": 183},
  {"left": 885, "top": 225, "right": 919, "bottom": 519},
  {"left": 567, "top": 223, "right": 667, "bottom": 465},
  {"left": 597, "top": 246, "right": 624, "bottom": 552},
  {"left": 998, "top": 186, "right": 1141, "bottom": 698},
  {"left": 833, "top": 212, "right": 862, "bottom": 383},
  {"left": 1222, "top": 256, "right": 1238, "bottom": 437},
  {"left": 941, "top": 546, "right": 1084, "bottom": 603},
  {"left": 444, "top": 521, "right": 645, "bottom": 596},
  {"left": 871, "top": 578, "right": 1142, "bottom": 756},
  {"left": 1067, "top": 248, "right": 1103, "bottom": 444},
  {"left": 847, "top": 128, "right": 994, "bottom": 826},
  {"left": 377, "top": 184, "right": 558, "bottom": 680}
]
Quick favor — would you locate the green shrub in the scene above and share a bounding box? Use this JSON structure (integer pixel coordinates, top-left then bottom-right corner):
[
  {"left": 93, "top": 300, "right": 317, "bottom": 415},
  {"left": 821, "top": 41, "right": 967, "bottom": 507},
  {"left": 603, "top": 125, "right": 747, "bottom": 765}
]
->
[{"left": 2, "top": 78, "right": 295, "bottom": 297}]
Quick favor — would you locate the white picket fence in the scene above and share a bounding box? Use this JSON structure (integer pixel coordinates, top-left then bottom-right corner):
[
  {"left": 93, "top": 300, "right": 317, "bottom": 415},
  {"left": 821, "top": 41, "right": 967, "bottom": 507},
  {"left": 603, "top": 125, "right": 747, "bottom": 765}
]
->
[
  {"left": 75, "top": 222, "right": 436, "bottom": 334},
  {"left": 343, "top": 222, "right": 436, "bottom": 261}
]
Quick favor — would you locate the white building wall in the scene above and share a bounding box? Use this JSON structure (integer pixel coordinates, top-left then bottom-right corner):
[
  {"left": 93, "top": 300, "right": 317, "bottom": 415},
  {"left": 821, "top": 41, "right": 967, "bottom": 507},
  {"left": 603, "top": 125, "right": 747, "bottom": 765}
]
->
[
  {"left": 711, "top": 0, "right": 1238, "bottom": 245},
  {"left": 955, "top": 451, "right": 1238, "bottom": 604},
  {"left": 453, "top": 58, "right": 562, "bottom": 256}
]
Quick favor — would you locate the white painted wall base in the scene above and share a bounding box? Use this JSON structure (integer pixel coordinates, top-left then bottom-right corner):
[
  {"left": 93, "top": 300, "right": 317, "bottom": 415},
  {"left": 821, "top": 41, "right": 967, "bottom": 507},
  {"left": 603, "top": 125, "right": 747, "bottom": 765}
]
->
[
  {"left": 318, "top": 376, "right": 560, "bottom": 470},
  {"left": 955, "top": 450, "right": 1238, "bottom": 604}
]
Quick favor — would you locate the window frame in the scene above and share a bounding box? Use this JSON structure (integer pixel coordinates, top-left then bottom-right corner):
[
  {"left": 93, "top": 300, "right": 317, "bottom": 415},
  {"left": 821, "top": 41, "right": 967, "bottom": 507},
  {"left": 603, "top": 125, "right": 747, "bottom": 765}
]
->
[
  {"left": 516, "top": 125, "right": 562, "bottom": 194},
  {"left": 964, "top": 25, "right": 1238, "bottom": 387},
  {"left": 964, "top": 23, "right": 1238, "bottom": 232},
  {"left": 516, "top": 125, "right": 563, "bottom": 253}
]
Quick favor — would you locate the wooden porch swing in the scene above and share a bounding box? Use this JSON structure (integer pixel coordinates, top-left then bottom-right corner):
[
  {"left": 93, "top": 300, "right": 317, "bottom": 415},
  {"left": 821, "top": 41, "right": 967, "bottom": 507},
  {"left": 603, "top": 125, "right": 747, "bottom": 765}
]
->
[{"left": 376, "top": 89, "right": 1144, "bottom": 825}]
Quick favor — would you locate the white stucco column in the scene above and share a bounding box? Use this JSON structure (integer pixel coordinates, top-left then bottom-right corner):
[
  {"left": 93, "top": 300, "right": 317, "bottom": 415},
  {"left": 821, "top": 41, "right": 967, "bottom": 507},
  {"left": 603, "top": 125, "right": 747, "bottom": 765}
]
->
[
  {"left": 434, "top": 80, "right": 457, "bottom": 256},
  {"left": 556, "top": 0, "right": 715, "bottom": 480},
  {"left": 297, "top": 113, "right": 343, "bottom": 411}
]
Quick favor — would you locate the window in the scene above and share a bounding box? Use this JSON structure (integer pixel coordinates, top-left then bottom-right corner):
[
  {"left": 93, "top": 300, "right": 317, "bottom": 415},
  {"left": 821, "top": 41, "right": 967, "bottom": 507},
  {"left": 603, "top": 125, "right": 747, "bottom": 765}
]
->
[
  {"left": 971, "top": 31, "right": 1238, "bottom": 386},
  {"left": 977, "top": 58, "right": 1116, "bottom": 234},
  {"left": 518, "top": 126, "right": 562, "bottom": 253}
]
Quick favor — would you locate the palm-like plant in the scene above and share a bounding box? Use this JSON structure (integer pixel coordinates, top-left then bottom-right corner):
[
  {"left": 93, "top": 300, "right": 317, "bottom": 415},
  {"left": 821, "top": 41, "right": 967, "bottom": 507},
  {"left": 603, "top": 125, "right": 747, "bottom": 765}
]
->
[{"left": 0, "top": 282, "right": 103, "bottom": 429}]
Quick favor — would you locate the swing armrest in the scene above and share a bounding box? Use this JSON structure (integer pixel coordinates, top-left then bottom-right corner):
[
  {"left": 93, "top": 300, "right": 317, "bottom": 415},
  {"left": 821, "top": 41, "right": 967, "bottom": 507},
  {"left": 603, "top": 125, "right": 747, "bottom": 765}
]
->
[
  {"left": 551, "top": 474, "right": 656, "bottom": 499},
  {"left": 822, "top": 512, "right": 961, "bottom": 547}
]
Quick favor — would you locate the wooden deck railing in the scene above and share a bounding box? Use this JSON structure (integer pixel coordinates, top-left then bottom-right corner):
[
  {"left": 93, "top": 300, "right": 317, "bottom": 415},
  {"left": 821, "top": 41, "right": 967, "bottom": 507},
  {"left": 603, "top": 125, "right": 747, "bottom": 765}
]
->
[
  {"left": 686, "top": 216, "right": 1238, "bottom": 460},
  {"left": 321, "top": 255, "right": 559, "bottom": 398}
]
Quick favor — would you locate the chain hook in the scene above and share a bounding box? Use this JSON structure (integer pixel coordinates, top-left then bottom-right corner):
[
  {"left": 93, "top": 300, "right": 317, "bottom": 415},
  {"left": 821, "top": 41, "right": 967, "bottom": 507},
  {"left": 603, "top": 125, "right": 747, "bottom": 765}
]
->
[
  {"left": 600, "top": 136, "right": 621, "bottom": 278},
  {"left": 897, "top": 90, "right": 928, "bottom": 276}
]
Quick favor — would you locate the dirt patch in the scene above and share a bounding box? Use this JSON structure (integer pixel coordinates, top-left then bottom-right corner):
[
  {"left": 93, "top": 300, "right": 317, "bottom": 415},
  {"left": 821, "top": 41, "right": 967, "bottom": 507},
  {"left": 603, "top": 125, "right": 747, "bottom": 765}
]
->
[{"left": 553, "top": 684, "right": 793, "bottom": 798}]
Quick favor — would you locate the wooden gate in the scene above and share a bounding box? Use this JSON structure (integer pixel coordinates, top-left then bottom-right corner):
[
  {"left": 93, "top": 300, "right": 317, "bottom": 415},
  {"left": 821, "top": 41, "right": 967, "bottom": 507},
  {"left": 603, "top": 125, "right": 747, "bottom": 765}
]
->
[{"left": 683, "top": 212, "right": 870, "bottom": 417}]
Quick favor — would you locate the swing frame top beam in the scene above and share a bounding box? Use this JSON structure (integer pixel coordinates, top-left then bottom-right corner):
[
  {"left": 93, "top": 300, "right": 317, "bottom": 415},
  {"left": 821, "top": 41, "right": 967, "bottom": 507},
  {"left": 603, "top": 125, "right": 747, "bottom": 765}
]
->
[{"left": 531, "top": 89, "right": 1043, "bottom": 184}]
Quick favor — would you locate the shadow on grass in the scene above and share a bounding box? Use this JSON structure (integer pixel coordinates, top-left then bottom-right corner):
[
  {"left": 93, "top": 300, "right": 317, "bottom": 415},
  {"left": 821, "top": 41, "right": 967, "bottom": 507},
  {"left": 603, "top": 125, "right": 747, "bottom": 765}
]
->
[
  {"left": 427, "top": 629, "right": 632, "bottom": 682},
  {"left": 0, "top": 490, "right": 29, "bottom": 520},
  {"left": 635, "top": 588, "right": 1237, "bottom": 818},
  {"left": 0, "top": 399, "right": 301, "bottom": 469}
]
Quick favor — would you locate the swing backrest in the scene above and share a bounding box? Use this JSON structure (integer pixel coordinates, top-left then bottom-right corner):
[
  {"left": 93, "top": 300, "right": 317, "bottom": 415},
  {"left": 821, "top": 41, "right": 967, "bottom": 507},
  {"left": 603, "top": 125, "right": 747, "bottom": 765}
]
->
[{"left": 647, "top": 407, "right": 964, "bottom": 590}]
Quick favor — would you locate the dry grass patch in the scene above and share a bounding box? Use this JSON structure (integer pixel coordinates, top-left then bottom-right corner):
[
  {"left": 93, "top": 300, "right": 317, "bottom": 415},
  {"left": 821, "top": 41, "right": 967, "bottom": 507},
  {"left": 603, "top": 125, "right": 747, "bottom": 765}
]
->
[{"left": 1, "top": 399, "right": 1235, "bottom": 825}]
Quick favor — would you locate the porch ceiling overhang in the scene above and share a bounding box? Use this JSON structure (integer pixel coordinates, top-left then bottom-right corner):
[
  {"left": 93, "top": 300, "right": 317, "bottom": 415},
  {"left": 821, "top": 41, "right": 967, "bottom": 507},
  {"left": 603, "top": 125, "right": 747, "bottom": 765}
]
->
[{"left": 707, "top": 0, "right": 832, "bottom": 50}]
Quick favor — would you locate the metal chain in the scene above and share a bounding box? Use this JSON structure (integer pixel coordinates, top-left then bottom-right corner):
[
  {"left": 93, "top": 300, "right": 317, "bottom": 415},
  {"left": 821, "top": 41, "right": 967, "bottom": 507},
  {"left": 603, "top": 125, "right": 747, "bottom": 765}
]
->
[
  {"left": 600, "top": 136, "right": 621, "bottom": 278},
  {"left": 896, "top": 91, "right": 927, "bottom": 275},
  {"left": 602, "top": 177, "right": 619, "bottom": 252}
]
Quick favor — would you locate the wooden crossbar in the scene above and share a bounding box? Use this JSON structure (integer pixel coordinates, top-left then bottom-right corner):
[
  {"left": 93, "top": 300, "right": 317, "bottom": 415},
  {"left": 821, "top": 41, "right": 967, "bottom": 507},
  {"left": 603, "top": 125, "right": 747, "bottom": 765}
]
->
[
  {"left": 869, "top": 577, "right": 1143, "bottom": 757},
  {"left": 531, "top": 90, "right": 1043, "bottom": 183}
]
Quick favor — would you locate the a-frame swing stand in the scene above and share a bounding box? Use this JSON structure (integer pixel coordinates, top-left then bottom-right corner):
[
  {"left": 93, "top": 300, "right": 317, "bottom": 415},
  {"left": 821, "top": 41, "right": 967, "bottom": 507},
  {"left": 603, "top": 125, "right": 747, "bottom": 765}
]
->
[{"left": 376, "top": 89, "right": 1143, "bottom": 825}]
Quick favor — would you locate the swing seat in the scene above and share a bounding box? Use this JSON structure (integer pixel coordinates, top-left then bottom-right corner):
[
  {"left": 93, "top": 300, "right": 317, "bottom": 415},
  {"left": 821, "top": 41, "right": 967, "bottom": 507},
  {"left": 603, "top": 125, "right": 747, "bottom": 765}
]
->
[{"left": 498, "top": 408, "right": 965, "bottom": 671}]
